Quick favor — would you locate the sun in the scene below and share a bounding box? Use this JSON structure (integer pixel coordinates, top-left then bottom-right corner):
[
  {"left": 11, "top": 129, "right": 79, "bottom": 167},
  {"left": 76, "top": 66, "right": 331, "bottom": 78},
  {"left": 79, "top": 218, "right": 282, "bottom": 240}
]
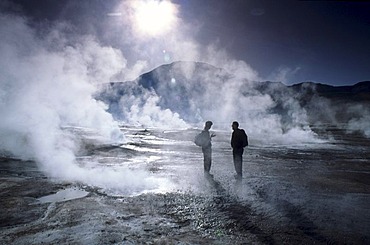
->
[{"left": 131, "top": 0, "right": 178, "bottom": 37}]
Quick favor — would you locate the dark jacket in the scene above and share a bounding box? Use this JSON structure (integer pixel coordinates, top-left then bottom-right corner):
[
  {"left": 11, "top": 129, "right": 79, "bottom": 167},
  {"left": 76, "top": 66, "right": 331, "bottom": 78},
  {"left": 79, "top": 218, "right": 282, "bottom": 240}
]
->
[
  {"left": 202, "top": 130, "right": 212, "bottom": 148},
  {"left": 231, "top": 129, "right": 248, "bottom": 149}
]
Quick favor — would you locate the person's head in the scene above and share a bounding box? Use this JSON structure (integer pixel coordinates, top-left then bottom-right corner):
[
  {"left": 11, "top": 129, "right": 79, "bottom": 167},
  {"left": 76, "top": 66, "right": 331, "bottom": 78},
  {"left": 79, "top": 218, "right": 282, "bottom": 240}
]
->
[
  {"left": 232, "top": 121, "right": 239, "bottom": 130},
  {"left": 205, "top": 121, "right": 213, "bottom": 130}
]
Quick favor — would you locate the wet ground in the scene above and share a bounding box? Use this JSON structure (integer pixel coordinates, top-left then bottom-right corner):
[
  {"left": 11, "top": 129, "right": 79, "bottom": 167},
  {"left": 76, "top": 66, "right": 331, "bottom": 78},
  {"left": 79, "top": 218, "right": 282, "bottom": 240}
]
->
[{"left": 1, "top": 126, "right": 370, "bottom": 244}]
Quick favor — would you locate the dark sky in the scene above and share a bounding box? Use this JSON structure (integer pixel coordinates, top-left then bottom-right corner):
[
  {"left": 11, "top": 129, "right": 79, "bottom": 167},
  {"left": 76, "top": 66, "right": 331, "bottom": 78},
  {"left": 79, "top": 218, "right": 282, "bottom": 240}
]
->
[
  {"left": 3, "top": 0, "right": 370, "bottom": 86},
  {"left": 179, "top": 0, "right": 370, "bottom": 85}
]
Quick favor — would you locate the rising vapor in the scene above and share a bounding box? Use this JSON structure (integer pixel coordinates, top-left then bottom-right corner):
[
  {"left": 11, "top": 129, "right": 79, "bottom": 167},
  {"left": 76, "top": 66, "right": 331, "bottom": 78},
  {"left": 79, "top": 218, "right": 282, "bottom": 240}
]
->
[{"left": 0, "top": 10, "right": 171, "bottom": 193}]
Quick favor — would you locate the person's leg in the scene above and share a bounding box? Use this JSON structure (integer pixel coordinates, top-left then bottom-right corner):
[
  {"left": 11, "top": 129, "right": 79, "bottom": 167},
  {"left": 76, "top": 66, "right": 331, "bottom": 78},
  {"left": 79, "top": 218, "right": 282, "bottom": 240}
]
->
[
  {"left": 235, "top": 154, "right": 242, "bottom": 177},
  {"left": 233, "top": 148, "right": 243, "bottom": 178},
  {"left": 203, "top": 147, "right": 212, "bottom": 173},
  {"left": 233, "top": 150, "right": 237, "bottom": 172}
]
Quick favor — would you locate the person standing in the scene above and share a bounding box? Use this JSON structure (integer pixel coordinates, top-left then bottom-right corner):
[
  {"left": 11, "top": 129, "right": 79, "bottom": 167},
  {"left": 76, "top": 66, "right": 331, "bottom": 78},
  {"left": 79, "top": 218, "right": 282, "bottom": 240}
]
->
[
  {"left": 231, "top": 121, "right": 248, "bottom": 179},
  {"left": 199, "top": 121, "right": 215, "bottom": 176}
]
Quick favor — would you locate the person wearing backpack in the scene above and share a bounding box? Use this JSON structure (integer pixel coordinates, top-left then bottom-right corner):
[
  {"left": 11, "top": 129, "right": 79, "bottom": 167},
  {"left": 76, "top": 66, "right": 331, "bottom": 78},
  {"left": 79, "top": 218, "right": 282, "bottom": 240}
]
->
[
  {"left": 195, "top": 121, "right": 216, "bottom": 176},
  {"left": 231, "top": 121, "right": 248, "bottom": 180}
]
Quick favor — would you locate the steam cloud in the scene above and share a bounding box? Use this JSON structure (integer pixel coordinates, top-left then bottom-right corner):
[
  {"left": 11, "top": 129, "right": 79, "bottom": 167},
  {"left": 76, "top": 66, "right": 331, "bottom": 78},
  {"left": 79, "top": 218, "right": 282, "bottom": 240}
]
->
[
  {"left": 0, "top": 11, "right": 172, "bottom": 193},
  {"left": 109, "top": 57, "right": 322, "bottom": 145},
  {"left": 347, "top": 106, "right": 370, "bottom": 137}
]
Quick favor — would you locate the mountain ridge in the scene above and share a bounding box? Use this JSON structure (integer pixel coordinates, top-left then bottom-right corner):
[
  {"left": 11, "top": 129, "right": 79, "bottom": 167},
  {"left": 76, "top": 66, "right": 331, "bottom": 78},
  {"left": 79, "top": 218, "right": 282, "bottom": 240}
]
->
[{"left": 98, "top": 61, "right": 370, "bottom": 128}]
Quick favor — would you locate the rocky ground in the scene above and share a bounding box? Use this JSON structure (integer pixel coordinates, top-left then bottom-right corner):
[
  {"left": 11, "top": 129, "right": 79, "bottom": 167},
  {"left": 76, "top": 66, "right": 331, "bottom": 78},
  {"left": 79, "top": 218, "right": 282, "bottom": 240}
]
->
[{"left": 1, "top": 128, "right": 370, "bottom": 244}]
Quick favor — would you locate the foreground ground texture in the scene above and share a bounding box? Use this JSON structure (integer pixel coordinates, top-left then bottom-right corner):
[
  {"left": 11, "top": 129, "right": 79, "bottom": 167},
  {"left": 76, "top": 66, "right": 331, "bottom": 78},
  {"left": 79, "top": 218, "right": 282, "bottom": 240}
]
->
[{"left": 1, "top": 126, "right": 370, "bottom": 244}]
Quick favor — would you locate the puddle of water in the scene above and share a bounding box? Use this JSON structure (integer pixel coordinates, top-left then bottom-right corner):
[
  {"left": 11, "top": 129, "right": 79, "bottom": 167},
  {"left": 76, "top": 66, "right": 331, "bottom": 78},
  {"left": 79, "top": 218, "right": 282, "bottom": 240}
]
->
[{"left": 37, "top": 187, "right": 89, "bottom": 203}]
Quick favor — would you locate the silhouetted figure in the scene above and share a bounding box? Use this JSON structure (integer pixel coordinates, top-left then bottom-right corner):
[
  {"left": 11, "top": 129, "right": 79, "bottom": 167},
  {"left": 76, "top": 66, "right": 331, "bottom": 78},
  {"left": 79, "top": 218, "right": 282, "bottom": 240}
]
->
[
  {"left": 195, "top": 121, "right": 215, "bottom": 176},
  {"left": 231, "top": 121, "right": 248, "bottom": 179}
]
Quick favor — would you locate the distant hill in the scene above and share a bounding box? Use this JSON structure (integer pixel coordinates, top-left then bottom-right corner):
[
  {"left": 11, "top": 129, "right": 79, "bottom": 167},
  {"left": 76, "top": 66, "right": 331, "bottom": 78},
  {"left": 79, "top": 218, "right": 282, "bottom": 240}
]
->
[
  {"left": 291, "top": 81, "right": 370, "bottom": 101},
  {"left": 98, "top": 61, "right": 370, "bottom": 127}
]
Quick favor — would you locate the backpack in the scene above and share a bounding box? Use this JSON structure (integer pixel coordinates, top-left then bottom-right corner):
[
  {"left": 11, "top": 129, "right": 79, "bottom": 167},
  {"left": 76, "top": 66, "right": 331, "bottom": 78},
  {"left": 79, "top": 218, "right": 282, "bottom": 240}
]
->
[
  {"left": 194, "top": 131, "right": 208, "bottom": 147},
  {"left": 242, "top": 129, "right": 248, "bottom": 147}
]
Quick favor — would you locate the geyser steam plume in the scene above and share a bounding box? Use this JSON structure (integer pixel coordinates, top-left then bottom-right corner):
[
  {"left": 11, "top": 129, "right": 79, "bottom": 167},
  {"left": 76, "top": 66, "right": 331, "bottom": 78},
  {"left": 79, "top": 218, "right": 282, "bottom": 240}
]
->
[{"left": 0, "top": 11, "right": 166, "bottom": 193}]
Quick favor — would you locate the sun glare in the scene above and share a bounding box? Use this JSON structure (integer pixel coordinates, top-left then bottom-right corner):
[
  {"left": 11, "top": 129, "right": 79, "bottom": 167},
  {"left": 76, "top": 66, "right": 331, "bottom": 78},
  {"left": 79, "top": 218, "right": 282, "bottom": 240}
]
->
[{"left": 132, "top": 0, "right": 178, "bottom": 37}]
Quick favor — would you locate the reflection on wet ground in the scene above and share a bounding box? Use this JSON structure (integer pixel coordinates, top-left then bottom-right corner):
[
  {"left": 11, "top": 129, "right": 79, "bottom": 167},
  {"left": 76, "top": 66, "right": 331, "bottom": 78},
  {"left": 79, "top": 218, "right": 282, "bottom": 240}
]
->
[{"left": 0, "top": 126, "right": 369, "bottom": 244}]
